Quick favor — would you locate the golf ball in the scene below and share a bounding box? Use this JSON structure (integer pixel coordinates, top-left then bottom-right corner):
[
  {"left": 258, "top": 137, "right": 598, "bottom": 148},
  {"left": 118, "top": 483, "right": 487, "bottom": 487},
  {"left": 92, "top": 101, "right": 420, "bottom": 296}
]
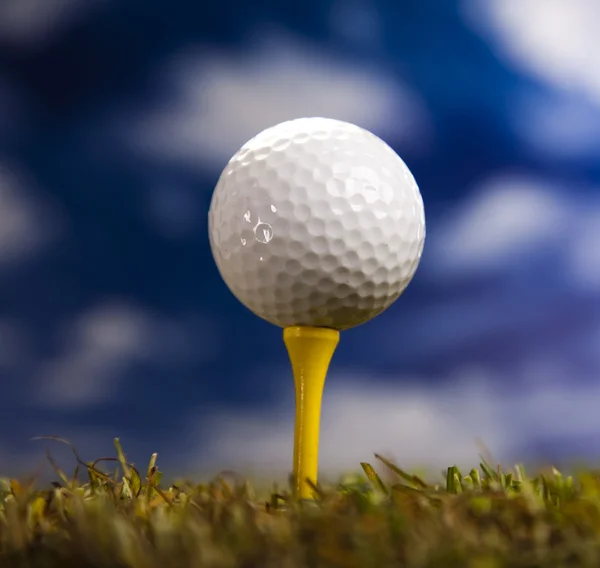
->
[{"left": 208, "top": 117, "right": 425, "bottom": 330}]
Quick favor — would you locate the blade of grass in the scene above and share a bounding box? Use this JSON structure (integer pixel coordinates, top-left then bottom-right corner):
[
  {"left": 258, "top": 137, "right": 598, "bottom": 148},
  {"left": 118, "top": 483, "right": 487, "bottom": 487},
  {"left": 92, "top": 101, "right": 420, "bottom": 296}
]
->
[
  {"left": 374, "top": 454, "right": 429, "bottom": 489},
  {"left": 446, "top": 466, "right": 462, "bottom": 494},
  {"left": 114, "top": 438, "right": 131, "bottom": 479},
  {"left": 360, "top": 462, "right": 388, "bottom": 495}
]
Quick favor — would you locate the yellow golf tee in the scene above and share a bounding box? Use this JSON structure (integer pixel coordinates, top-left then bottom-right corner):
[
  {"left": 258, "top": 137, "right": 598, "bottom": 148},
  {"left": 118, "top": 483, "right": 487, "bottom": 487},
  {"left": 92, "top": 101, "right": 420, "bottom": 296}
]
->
[{"left": 283, "top": 326, "right": 340, "bottom": 500}]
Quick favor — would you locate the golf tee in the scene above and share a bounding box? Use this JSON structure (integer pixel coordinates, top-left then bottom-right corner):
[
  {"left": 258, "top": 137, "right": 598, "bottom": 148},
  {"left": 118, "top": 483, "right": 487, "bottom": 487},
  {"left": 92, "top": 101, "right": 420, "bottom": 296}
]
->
[{"left": 283, "top": 326, "right": 339, "bottom": 500}]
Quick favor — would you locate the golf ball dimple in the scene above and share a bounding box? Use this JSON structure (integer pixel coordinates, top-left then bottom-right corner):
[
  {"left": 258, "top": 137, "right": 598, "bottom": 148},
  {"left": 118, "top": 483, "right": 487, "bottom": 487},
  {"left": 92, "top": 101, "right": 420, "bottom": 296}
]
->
[{"left": 209, "top": 117, "right": 426, "bottom": 330}]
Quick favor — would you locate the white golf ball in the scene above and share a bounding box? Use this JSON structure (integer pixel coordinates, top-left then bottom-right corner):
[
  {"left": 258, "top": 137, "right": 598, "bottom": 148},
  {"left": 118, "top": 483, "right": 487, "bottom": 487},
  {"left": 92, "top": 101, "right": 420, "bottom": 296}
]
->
[{"left": 208, "top": 117, "right": 425, "bottom": 330}]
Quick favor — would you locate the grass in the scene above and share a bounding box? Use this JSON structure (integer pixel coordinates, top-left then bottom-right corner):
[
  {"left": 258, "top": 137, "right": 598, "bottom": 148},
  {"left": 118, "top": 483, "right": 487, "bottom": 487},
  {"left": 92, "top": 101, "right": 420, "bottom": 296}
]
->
[{"left": 2, "top": 438, "right": 600, "bottom": 567}]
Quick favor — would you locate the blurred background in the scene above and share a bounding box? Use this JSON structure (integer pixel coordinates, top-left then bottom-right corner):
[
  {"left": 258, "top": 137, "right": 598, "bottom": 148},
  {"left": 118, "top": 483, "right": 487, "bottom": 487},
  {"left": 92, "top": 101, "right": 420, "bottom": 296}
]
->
[{"left": 1, "top": 0, "right": 599, "bottom": 481}]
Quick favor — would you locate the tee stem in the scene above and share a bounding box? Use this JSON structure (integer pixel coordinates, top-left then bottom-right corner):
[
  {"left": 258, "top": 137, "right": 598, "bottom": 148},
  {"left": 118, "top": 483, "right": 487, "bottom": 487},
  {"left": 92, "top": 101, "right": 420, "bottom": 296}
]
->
[{"left": 283, "top": 326, "right": 339, "bottom": 500}]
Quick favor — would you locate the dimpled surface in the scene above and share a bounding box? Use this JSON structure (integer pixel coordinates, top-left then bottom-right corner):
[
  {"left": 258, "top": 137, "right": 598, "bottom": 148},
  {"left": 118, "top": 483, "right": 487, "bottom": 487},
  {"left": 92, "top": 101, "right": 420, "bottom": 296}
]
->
[{"left": 208, "top": 117, "right": 425, "bottom": 330}]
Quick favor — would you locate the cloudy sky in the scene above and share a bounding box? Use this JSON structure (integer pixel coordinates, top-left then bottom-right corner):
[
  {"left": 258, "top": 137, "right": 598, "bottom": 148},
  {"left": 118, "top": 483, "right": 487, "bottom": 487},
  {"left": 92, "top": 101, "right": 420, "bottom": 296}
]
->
[{"left": 0, "top": 0, "right": 599, "bottom": 481}]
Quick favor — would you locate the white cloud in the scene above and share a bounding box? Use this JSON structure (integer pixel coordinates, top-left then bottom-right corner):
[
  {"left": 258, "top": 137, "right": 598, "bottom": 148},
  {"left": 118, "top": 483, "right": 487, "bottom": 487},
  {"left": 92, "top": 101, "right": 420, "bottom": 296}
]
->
[
  {"left": 0, "top": 165, "right": 63, "bottom": 267},
  {"left": 462, "top": 1, "right": 600, "bottom": 159},
  {"left": 0, "top": 0, "right": 105, "bottom": 45},
  {"left": 462, "top": 0, "right": 600, "bottom": 101},
  {"left": 34, "top": 303, "right": 153, "bottom": 408},
  {"left": 125, "top": 29, "right": 430, "bottom": 172},
  {"left": 512, "top": 91, "right": 600, "bottom": 159},
  {"left": 424, "top": 173, "right": 600, "bottom": 294},
  {"left": 33, "top": 302, "right": 224, "bottom": 408},
  {"left": 190, "top": 365, "right": 600, "bottom": 480},
  {"left": 425, "top": 176, "right": 566, "bottom": 277}
]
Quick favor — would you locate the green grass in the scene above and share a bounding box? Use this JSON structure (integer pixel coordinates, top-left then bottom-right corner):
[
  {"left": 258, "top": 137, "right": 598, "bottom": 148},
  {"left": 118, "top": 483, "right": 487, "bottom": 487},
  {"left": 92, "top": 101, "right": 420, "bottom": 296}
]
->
[{"left": 2, "top": 438, "right": 600, "bottom": 567}]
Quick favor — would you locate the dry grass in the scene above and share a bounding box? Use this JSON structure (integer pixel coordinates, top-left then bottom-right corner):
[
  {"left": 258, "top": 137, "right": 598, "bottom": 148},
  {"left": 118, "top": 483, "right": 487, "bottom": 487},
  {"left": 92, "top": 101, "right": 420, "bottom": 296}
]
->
[{"left": 1, "top": 437, "right": 600, "bottom": 567}]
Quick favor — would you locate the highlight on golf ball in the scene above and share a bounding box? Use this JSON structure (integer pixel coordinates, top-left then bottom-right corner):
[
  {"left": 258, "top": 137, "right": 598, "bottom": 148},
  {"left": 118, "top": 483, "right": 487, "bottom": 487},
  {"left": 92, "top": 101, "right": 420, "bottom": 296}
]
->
[{"left": 208, "top": 117, "right": 425, "bottom": 330}]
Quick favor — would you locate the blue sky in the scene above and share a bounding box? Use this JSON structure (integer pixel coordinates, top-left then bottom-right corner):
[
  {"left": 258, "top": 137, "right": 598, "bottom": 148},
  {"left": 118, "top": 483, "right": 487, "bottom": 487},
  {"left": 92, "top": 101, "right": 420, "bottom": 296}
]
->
[{"left": 0, "top": 0, "right": 599, "bottom": 480}]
